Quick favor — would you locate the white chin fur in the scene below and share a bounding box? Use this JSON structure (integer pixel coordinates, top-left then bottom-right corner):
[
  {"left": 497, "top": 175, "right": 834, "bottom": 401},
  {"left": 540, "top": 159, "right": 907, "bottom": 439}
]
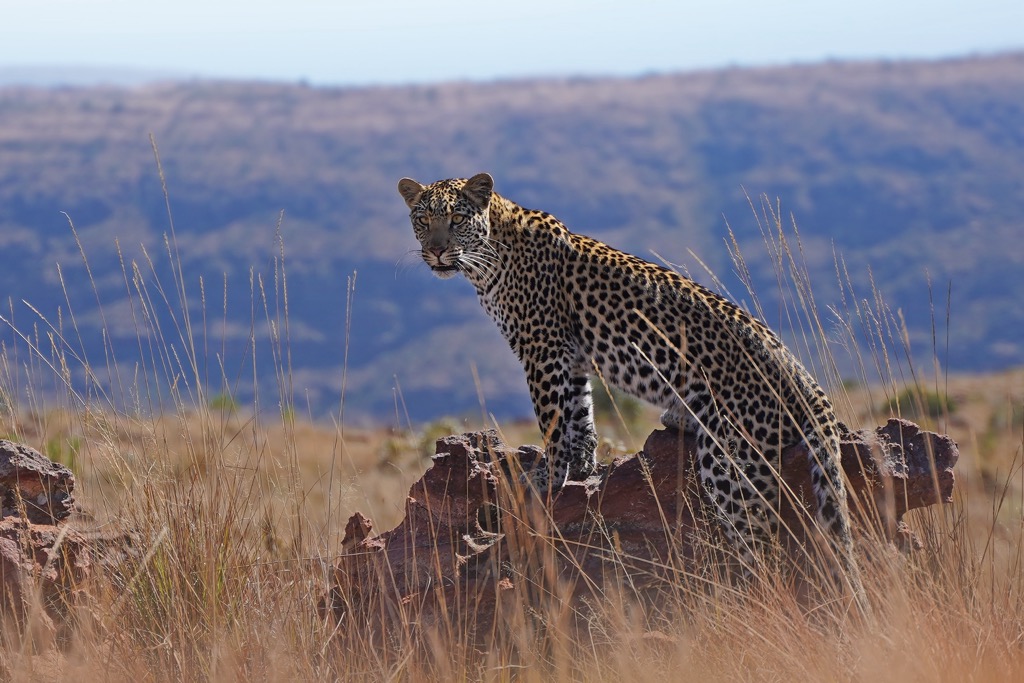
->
[{"left": 432, "top": 267, "right": 459, "bottom": 280}]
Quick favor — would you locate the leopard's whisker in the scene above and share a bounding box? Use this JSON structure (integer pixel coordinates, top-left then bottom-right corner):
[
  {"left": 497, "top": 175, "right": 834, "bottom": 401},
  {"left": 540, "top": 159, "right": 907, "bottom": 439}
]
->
[
  {"left": 459, "top": 249, "right": 490, "bottom": 268},
  {"left": 479, "top": 237, "right": 505, "bottom": 257},
  {"left": 458, "top": 258, "right": 482, "bottom": 278},
  {"left": 394, "top": 249, "right": 426, "bottom": 277},
  {"left": 461, "top": 250, "right": 498, "bottom": 273}
]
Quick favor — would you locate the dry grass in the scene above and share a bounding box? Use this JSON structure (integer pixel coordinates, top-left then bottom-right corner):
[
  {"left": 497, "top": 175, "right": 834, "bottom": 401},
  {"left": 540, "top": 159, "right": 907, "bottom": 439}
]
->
[
  {"left": 0, "top": 193, "right": 1020, "bottom": 681},
  {"left": 2, "top": 395, "right": 1018, "bottom": 681}
]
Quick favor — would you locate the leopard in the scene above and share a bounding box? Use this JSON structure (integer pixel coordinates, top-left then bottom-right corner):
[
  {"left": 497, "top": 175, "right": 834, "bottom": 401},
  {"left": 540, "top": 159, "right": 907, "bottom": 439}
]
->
[{"left": 398, "top": 172, "right": 866, "bottom": 607}]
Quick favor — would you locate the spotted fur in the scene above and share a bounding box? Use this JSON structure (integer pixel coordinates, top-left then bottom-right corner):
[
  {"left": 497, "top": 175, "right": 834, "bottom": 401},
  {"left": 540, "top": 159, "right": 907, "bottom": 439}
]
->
[{"left": 399, "top": 173, "right": 865, "bottom": 603}]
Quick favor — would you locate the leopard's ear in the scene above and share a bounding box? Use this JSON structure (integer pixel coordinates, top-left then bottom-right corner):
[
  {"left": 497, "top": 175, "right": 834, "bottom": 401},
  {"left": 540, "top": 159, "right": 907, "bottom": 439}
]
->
[
  {"left": 398, "top": 178, "right": 426, "bottom": 208},
  {"left": 462, "top": 173, "right": 494, "bottom": 209}
]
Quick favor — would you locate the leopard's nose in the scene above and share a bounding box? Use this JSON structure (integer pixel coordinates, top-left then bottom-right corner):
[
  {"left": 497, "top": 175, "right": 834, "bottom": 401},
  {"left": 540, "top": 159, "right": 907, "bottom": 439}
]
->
[{"left": 427, "top": 247, "right": 445, "bottom": 258}]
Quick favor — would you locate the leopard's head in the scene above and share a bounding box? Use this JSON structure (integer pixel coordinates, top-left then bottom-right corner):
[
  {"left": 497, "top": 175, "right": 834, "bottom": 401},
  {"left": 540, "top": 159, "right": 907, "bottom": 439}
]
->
[{"left": 398, "top": 173, "right": 494, "bottom": 281}]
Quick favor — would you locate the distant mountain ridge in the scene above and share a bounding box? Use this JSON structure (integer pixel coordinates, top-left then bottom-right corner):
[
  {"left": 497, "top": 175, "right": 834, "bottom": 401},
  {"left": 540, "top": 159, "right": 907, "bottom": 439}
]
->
[
  {"left": 0, "top": 53, "right": 1021, "bottom": 421},
  {"left": 0, "top": 65, "right": 193, "bottom": 87}
]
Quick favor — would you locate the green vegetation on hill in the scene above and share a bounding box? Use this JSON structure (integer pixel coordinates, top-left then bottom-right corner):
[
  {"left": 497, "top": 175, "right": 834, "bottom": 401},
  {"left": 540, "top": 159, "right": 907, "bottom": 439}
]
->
[{"left": 0, "top": 53, "right": 1022, "bottom": 420}]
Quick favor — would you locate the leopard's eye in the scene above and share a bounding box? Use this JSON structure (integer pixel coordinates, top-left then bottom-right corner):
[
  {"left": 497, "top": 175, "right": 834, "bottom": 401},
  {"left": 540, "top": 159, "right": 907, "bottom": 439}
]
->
[
  {"left": 414, "top": 216, "right": 429, "bottom": 228},
  {"left": 451, "top": 214, "right": 466, "bottom": 226}
]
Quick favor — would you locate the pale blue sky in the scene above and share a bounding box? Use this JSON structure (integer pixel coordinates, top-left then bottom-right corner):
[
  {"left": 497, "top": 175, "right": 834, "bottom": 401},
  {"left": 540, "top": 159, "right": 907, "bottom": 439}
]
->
[{"left": 2, "top": 0, "right": 1022, "bottom": 85}]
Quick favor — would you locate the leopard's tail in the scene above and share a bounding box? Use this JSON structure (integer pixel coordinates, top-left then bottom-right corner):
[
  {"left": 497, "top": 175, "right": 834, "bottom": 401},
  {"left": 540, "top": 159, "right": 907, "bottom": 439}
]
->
[{"left": 804, "top": 423, "right": 870, "bottom": 616}]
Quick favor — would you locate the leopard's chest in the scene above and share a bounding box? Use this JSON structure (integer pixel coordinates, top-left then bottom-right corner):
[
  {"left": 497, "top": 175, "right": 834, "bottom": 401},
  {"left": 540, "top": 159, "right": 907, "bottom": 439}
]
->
[{"left": 474, "top": 255, "right": 572, "bottom": 348}]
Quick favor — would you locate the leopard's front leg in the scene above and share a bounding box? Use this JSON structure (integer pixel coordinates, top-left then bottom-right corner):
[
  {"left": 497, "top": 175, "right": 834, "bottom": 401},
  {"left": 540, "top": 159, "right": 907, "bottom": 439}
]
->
[{"left": 518, "top": 340, "right": 598, "bottom": 494}]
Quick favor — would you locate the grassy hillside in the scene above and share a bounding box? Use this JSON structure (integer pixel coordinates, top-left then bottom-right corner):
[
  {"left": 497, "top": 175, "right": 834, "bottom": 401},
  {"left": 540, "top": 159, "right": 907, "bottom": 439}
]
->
[{"left": 1, "top": 53, "right": 1022, "bottom": 420}]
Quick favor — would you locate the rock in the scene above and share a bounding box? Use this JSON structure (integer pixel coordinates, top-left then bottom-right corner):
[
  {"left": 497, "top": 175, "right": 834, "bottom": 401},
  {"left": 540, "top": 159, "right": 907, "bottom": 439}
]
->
[
  {"left": 0, "top": 517, "right": 91, "bottom": 643},
  {"left": 341, "top": 511, "right": 373, "bottom": 551},
  {"left": 323, "top": 420, "right": 958, "bottom": 633},
  {"left": 0, "top": 440, "right": 86, "bottom": 644},
  {"left": 783, "top": 418, "right": 958, "bottom": 550},
  {"left": 0, "top": 440, "right": 75, "bottom": 524}
]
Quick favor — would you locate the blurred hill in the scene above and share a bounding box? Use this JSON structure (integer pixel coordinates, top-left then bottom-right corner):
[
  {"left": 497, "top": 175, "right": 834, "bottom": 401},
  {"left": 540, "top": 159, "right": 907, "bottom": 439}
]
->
[
  {"left": 0, "top": 53, "right": 1022, "bottom": 421},
  {"left": 0, "top": 65, "right": 191, "bottom": 87}
]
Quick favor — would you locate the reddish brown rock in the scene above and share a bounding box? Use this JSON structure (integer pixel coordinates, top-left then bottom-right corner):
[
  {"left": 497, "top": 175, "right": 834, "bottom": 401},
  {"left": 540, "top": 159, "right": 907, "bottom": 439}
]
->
[
  {"left": 0, "top": 439, "right": 75, "bottom": 524},
  {"left": 323, "top": 421, "right": 958, "bottom": 633},
  {"left": 0, "top": 517, "right": 90, "bottom": 640},
  {"left": 0, "top": 440, "right": 87, "bottom": 642}
]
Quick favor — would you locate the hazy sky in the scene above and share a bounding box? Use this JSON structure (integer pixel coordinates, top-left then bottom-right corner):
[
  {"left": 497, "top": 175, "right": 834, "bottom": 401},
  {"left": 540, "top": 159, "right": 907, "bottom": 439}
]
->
[{"left": 2, "top": 0, "right": 1022, "bottom": 85}]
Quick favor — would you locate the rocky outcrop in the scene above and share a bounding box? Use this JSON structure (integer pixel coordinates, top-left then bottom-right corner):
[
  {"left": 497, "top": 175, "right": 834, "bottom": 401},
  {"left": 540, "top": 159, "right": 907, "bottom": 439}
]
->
[
  {"left": 0, "top": 440, "right": 75, "bottom": 524},
  {"left": 322, "top": 420, "right": 958, "bottom": 631},
  {"left": 0, "top": 440, "right": 87, "bottom": 642}
]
